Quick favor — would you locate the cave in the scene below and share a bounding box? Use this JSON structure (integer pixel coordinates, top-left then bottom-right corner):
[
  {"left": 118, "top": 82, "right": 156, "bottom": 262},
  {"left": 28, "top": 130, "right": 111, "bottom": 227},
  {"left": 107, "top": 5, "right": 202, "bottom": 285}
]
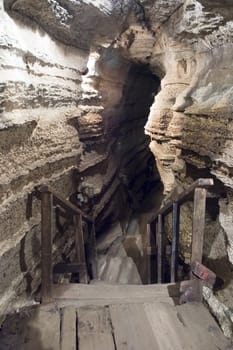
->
[{"left": 1, "top": 0, "right": 233, "bottom": 348}]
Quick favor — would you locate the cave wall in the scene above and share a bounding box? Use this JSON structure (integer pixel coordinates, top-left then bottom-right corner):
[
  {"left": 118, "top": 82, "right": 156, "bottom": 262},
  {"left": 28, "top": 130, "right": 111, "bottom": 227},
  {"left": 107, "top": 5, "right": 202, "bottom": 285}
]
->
[
  {"left": 0, "top": 0, "right": 160, "bottom": 322},
  {"left": 1, "top": 0, "right": 233, "bottom": 338},
  {"left": 139, "top": 0, "right": 233, "bottom": 337},
  {"left": 0, "top": 0, "right": 91, "bottom": 320}
]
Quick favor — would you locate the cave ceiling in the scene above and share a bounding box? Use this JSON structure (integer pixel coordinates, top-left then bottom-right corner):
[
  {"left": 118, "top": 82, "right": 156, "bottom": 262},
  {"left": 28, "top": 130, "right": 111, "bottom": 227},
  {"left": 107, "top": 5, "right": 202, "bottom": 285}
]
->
[
  {"left": 4, "top": 0, "right": 143, "bottom": 50},
  {"left": 4, "top": 0, "right": 233, "bottom": 55}
]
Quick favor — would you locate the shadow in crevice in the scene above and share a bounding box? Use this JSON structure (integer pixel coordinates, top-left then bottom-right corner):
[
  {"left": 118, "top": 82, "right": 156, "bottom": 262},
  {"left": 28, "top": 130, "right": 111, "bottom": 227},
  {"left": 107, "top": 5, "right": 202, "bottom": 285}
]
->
[
  {"left": 167, "top": 283, "right": 181, "bottom": 305},
  {"left": 19, "top": 237, "right": 33, "bottom": 295},
  {"left": 0, "top": 306, "right": 55, "bottom": 350},
  {"left": 203, "top": 255, "right": 233, "bottom": 291}
]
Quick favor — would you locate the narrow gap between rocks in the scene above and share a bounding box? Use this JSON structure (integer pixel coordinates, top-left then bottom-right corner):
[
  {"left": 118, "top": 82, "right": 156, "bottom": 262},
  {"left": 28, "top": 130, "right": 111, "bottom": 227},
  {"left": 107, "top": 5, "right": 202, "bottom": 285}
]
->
[{"left": 91, "top": 63, "right": 163, "bottom": 285}]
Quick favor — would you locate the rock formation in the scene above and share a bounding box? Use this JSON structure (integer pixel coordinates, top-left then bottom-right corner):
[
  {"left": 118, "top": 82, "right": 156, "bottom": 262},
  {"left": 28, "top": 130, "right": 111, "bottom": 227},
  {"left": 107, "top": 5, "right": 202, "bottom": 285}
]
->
[
  {"left": 1, "top": 0, "right": 233, "bottom": 338},
  {"left": 0, "top": 0, "right": 160, "bottom": 323}
]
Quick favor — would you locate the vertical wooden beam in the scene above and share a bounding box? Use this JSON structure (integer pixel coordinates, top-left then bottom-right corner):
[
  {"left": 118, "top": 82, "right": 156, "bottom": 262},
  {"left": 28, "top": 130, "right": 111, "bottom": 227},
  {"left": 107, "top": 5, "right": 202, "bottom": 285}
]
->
[
  {"left": 190, "top": 187, "right": 207, "bottom": 301},
  {"left": 74, "top": 214, "right": 88, "bottom": 283},
  {"left": 151, "top": 220, "right": 157, "bottom": 283},
  {"left": 41, "top": 190, "right": 53, "bottom": 303},
  {"left": 74, "top": 214, "right": 85, "bottom": 263},
  {"left": 191, "top": 188, "right": 207, "bottom": 265},
  {"left": 146, "top": 223, "right": 152, "bottom": 284},
  {"left": 157, "top": 214, "right": 164, "bottom": 283},
  {"left": 90, "top": 221, "right": 98, "bottom": 280},
  {"left": 171, "top": 202, "right": 180, "bottom": 283}
]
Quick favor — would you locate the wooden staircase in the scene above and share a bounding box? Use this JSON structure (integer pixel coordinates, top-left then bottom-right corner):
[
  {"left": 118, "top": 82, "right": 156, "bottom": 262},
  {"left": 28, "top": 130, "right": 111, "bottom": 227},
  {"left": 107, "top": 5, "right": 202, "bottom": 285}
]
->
[
  {"left": 28, "top": 184, "right": 97, "bottom": 303},
  {"left": 8, "top": 282, "right": 232, "bottom": 350},
  {"left": 147, "top": 178, "right": 216, "bottom": 302},
  {"left": 21, "top": 179, "right": 233, "bottom": 350}
]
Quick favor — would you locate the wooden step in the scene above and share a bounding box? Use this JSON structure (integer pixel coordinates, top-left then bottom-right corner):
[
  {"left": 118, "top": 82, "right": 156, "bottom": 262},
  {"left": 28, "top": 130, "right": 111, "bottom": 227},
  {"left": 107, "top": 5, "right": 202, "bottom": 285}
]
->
[
  {"left": 109, "top": 303, "right": 160, "bottom": 349},
  {"left": 77, "top": 302, "right": 232, "bottom": 350},
  {"left": 61, "top": 306, "right": 76, "bottom": 350},
  {"left": 51, "top": 282, "right": 179, "bottom": 307},
  {"left": 10, "top": 299, "right": 231, "bottom": 350},
  {"left": 77, "top": 306, "right": 115, "bottom": 350},
  {"left": 176, "top": 303, "right": 232, "bottom": 350}
]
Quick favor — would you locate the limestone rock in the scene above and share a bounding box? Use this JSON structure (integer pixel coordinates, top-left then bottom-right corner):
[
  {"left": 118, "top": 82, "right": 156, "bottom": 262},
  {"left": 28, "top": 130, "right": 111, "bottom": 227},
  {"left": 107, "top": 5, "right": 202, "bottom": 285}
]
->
[
  {"left": 203, "top": 286, "right": 233, "bottom": 339},
  {"left": 4, "top": 0, "right": 142, "bottom": 49},
  {"left": 1, "top": 0, "right": 233, "bottom": 338}
]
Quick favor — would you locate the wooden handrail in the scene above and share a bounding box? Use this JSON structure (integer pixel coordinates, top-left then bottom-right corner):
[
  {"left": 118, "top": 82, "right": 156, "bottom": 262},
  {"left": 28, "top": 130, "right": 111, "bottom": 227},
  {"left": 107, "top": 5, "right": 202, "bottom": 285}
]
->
[
  {"left": 33, "top": 184, "right": 94, "bottom": 303},
  {"left": 147, "top": 178, "right": 214, "bottom": 300},
  {"left": 35, "top": 185, "right": 93, "bottom": 223},
  {"left": 148, "top": 178, "right": 214, "bottom": 223}
]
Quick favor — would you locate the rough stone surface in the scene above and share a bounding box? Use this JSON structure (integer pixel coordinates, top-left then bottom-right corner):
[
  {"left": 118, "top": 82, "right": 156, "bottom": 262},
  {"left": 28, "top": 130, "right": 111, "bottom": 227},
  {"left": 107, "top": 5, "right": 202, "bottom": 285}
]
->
[
  {"left": 0, "top": 0, "right": 160, "bottom": 324},
  {"left": 4, "top": 0, "right": 142, "bottom": 50},
  {"left": 203, "top": 286, "right": 233, "bottom": 339},
  {"left": 1, "top": 0, "right": 233, "bottom": 339}
]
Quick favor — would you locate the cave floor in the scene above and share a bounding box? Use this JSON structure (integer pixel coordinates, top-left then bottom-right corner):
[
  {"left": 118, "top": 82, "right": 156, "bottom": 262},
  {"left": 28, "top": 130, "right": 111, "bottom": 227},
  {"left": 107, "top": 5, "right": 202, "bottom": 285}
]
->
[{"left": 0, "top": 282, "right": 232, "bottom": 350}]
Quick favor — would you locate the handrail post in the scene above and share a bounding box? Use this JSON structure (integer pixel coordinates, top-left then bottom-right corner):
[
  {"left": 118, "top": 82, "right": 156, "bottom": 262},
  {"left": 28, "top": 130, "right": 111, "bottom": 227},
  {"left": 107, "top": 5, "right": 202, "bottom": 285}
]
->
[
  {"left": 157, "top": 214, "right": 165, "bottom": 283},
  {"left": 41, "top": 189, "right": 53, "bottom": 303},
  {"left": 190, "top": 187, "right": 207, "bottom": 301},
  {"left": 147, "top": 221, "right": 156, "bottom": 283},
  {"left": 191, "top": 187, "right": 207, "bottom": 266},
  {"left": 87, "top": 220, "right": 98, "bottom": 280},
  {"left": 74, "top": 214, "right": 88, "bottom": 283},
  {"left": 171, "top": 202, "right": 180, "bottom": 282},
  {"left": 147, "top": 178, "right": 213, "bottom": 289},
  {"left": 147, "top": 223, "right": 152, "bottom": 284}
]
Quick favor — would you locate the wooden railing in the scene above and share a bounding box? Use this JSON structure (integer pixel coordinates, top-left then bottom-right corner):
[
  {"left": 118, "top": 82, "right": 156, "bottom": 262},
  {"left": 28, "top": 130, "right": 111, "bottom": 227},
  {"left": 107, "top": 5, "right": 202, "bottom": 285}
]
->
[
  {"left": 31, "top": 185, "right": 96, "bottom": 303},
  {"left": 147, "top": 178, "right": 214, "bottom": 295}
]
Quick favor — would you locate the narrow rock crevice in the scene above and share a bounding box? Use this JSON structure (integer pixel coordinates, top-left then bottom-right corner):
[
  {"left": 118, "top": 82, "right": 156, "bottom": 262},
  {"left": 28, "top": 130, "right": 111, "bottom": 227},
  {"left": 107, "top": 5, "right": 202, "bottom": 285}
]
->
[{"left": 1, "top": 0, "right": 233, "bottom": 339}]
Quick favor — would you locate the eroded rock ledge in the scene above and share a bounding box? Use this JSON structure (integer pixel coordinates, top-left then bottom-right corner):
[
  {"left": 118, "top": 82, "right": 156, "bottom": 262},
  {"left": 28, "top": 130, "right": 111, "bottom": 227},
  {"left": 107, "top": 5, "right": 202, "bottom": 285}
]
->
[
  {"left": 0, "top": 0, "right": 160, "bottom": 322},
  {"left": 1, "top": 0, "right": 233, "bottom": 338}
]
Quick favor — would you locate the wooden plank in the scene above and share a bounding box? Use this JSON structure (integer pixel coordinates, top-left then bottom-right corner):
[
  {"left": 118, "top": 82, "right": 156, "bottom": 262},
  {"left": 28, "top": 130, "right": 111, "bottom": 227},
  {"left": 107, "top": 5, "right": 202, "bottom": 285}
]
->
[
  {"left": 52, "top": 284, "right": 179, "bottom": 307},
  {"left": 89, "top": 222, "right": 98, "bottom": 279},
  {"left": 191, "top": 187, "right": 207, "bottom": 301},
  {"left": 171, "top": 202, "right": 180, "bottom": 283},
  {"left": 146, "top": 221, "right": 157, "bottom": 284},
  {"left": 147, "top": 223, "right": 152, "bottom": 283},
  {"left": 53, "top": 297, "right": 178, "bottom": 309},
  {"left": 61, "top": 307, "right": 76, "bottom": 350},
  {"left": 52, "top": 283, "right": 180, "bottom": 300},
  {"left": 144, "top": 302, "right": 192, "bottom": 350},
  {"left": 191, "top": 188, "right": 207, "bottom": 265},
  {"left": 74, "top": 214, "right": 84, "bottom": 263},
  {"left": 77, "top": 306, "right": 115, "bottom": 350},
  {"left": 145, "top": 301, "right": 231, "bottom": 350},
  {"left": 176, "top": 303, "right": 232, "bottom": 350},
  {"left": 41, "top": 191, "right": 53, "bottom": 303},
  {"left": 110, "top": 303, "right": 159, "bottom": 350},
  {"left": 74, "top": 214, "right": 88, "bottom": 283},
  {"left": 157, "top": 214, "right": 164, "bottom": 283}
]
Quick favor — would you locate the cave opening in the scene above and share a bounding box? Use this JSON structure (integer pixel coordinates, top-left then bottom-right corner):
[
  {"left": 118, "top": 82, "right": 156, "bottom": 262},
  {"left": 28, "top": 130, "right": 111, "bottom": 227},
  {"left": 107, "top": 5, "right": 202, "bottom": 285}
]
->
[
  {"left": 91, "top": 62, "right": 164, "bottom": 285},
  {"left": 1, "top": 0, "right": 233, "bottom": 343}
]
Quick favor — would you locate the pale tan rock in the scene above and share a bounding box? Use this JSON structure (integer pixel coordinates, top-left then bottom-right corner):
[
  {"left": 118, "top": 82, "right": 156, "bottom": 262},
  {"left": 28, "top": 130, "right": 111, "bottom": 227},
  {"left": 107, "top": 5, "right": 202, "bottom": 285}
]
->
[{"left": 1, "top": 0, "right": 233, "bottom": 338}]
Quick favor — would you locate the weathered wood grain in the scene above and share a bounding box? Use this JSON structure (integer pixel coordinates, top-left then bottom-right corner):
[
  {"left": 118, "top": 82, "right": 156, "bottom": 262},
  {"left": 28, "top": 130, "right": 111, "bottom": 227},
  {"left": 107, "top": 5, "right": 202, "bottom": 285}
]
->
[
  {"left": 61, "top": 307, "right": 77, "bottom": 350},
  {"left": 77, "top": 306, "right": 115, "bottom": 350},
  {"left": 110, "top": 303, "right": 159, "bottom": 350}
]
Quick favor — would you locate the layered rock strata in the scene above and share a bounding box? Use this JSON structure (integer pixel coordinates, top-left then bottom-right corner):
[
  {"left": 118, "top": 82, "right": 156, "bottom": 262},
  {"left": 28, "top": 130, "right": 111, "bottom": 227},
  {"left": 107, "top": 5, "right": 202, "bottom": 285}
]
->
[
  {"left": 0, "top": 0, "right": 90, "bottom": 321},
  {"left": 1, "top": 0, "right": 233, "bottom": 339},
  {"left": 0, "top": 0, "right": 160, "bottom": 322}
]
